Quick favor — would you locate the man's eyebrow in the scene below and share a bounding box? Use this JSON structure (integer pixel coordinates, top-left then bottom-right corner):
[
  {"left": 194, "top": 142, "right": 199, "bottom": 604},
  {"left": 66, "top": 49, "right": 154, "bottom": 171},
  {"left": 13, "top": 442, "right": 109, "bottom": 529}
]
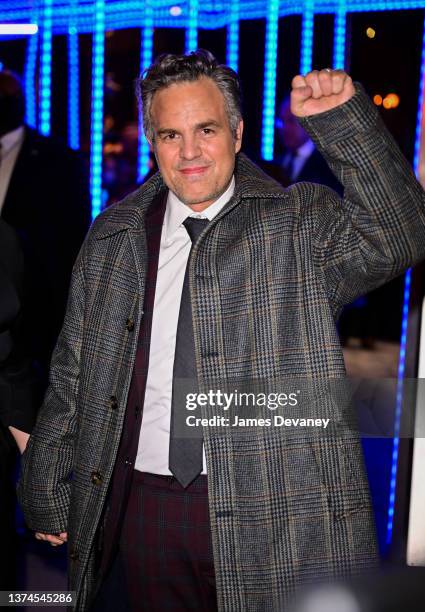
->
[
  {"left": 156, "top": 127, "right": 179, "bottom": 136},
  {"left": 195, "top": 120, "right": 222, "bottom": 129},
  {"left": 156, "top": 121, "right": 222, "bottom": 135}
]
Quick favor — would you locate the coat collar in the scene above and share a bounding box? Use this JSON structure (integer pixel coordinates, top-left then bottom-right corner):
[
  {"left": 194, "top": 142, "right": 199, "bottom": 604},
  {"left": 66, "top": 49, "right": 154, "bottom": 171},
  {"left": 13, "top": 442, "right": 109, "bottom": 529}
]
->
[{"left": 94, "top": 152, "right": 287, "bottom": 240}]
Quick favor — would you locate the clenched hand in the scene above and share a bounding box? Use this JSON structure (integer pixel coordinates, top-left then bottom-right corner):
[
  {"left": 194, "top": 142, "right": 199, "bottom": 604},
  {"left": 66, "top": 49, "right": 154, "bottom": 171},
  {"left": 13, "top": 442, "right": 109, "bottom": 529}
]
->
[
  {"left": 35, "top": 532, "right": 68, "bottom": 547},
  {"left": 291, "top": 69, "right": 355, "bottom": 117}
]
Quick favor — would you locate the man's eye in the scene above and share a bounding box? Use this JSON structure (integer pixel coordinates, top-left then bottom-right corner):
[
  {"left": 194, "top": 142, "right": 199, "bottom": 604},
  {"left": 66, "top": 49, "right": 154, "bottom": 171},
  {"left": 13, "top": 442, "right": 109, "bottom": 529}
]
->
[
  {"left": 202, "top": 128, "right": 214, "bottom": 135},
  {"left": 163, "top": 132, "right": 177, "bottom": 140}
]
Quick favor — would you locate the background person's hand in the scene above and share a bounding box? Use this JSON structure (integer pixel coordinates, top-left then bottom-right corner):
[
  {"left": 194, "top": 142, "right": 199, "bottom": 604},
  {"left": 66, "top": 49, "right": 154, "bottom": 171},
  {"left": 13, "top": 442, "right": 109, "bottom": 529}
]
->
[
  {"left": 291, "top": 69, "right": 355, "bottom": 118},
  {"left": 35, "top": 532, "right": 68, "bottom": 547}
]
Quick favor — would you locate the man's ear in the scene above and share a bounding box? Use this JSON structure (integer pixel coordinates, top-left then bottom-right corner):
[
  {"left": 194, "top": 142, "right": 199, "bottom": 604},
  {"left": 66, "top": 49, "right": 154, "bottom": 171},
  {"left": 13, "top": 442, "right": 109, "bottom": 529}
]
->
[{"left": 234, "top": 119, "right": 244, "bottom": 153}]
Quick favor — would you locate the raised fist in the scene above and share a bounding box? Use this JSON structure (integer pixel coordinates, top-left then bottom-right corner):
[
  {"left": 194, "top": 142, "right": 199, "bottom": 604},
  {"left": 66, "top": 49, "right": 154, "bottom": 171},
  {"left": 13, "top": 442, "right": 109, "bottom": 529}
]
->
[{"left": 291, "top": 69, "right": 355, "bottom": 117}]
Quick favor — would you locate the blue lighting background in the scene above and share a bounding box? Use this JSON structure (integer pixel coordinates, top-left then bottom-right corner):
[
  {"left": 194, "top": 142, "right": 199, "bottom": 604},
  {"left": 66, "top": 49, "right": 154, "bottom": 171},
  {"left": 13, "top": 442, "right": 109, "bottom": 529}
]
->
[{"left": 0, "top": 0, "right": 424, "bottom": 558}]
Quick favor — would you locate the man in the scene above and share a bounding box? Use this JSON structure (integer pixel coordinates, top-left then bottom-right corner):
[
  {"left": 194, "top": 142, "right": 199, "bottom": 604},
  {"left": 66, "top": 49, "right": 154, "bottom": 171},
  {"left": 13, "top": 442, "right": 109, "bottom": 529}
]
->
[
  {"left": 0, "top": 218, "right": 36, "bottom": 589},
  {"left": 18, "top": 50, "right": 425, "bottom": 611},
  {"left": 0, "top": 70, "right": 91, "bottom": 386},
  {"left": 276, "top": 95, "right": 343, "bottom": 194}
]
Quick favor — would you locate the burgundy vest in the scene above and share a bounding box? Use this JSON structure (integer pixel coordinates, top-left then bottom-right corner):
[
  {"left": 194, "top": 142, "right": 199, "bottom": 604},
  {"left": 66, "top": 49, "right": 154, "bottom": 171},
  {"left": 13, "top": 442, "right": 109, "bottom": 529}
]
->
[{"left": 96, "top": 192, "right": 167, "bottom": 581}]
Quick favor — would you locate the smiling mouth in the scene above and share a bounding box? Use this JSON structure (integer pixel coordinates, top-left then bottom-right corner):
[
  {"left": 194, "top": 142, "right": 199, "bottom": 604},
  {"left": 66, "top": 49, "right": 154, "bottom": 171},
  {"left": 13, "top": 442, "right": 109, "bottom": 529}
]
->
[{"left": 179, "top": 166, "right": 209, "bottom": 176}]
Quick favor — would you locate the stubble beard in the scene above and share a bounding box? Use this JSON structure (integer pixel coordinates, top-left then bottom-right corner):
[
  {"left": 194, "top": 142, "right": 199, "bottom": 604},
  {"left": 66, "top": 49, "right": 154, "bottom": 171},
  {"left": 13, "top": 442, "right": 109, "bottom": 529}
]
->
[{"left": 176, "top": 173, "right": 234, "bottom": 209}]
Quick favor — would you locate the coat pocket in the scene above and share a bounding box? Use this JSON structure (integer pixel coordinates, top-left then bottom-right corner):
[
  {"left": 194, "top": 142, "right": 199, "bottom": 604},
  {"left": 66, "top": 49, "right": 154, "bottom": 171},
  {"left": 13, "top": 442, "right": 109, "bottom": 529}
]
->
[{"left": 307, "top": 436, "right": 371, "bottom": 521}]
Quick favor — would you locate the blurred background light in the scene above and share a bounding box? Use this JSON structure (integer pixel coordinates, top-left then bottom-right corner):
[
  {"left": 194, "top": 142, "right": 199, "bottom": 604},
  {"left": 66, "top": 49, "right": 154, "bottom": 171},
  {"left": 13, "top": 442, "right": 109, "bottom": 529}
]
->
[
  {"left": 383, "top": 92, "right": 400, "bottom": 109},
  {"left": 0, "top": 23, "right": 38, "bottom": 34}
]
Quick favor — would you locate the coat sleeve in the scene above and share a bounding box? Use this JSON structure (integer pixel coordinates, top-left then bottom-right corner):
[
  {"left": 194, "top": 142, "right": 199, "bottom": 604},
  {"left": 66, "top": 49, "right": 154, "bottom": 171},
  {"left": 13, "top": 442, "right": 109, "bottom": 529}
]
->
[
  {"left": 16, "top": 239, "right": 88, "bottom": 534},
  {"left": 297, "top": 83, "right": 425, "bottom": 311}
]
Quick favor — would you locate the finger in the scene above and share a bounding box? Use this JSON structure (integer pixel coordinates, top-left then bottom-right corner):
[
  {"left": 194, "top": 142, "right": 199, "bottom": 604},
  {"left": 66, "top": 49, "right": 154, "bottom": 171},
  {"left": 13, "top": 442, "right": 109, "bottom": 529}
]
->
[
  {"left": 46, "top": 535, "right": 66, "bottom": 545},
  {"left": 35, "top": 531, "right": 67, "bottom": 542},
  {"left": 317, "top": 69, "right": 334, "bottom": 96},
  {"left": 330, "top": 70, "right": 350, "bottom": 95},
  {"left": 290, "top": 84, "right": 312, "bottom": 103},
  {"left": 35, "top": 532, "right": 56, "bottom": 542},
  {"left": 36, "top": 533, "right": 66, "bottom": 545},
  {"left": 290, "top": 84, "right": 313, "bottom": 115},
  {"left": 304, "top": 71, "right": 322, "bottom": 99},
  {"left": 291, "top": 74, "right": 307, "bottom": 89},
  {"left": 47, "top": 540, "right": 65, "bottom": 546}
]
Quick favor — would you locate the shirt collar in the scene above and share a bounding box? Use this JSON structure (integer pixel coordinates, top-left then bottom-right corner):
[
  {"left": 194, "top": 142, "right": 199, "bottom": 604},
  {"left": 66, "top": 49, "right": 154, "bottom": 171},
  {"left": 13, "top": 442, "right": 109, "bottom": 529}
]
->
[
  {"left": 164, "top": 175, "right": 235, "bottom": 242},
  {"left": 0, "top": 125, "right": 25, "bottom": 155}
]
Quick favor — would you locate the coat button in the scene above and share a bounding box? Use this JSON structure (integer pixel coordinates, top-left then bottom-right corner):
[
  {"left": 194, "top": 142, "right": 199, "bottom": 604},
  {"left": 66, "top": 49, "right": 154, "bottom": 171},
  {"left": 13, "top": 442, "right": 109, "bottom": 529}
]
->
[
  {"left": 69, "top": 548, "right": 79, "bottom": 561},
  {"left": 91, "top": 471, "right": 103, "bottom": 486},
  {"left": 107, "top": 396, "right": 118, "bottom": 410},
  {"left": 126, "top": 318, "right": 135, "bottom": 331}
]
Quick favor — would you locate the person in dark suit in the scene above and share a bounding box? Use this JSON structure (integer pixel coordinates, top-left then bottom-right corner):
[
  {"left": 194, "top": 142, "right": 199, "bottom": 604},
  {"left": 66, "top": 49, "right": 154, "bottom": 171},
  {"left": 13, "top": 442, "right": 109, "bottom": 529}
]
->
[
  {"left": 0, "top": 70, "right": 91, "bottom": 386},
  {"left": 0, "top": 218, "right": 38, "bottom": 589},
  {"left": 275, "top": 96, "right": 344, "bottom": 194}
]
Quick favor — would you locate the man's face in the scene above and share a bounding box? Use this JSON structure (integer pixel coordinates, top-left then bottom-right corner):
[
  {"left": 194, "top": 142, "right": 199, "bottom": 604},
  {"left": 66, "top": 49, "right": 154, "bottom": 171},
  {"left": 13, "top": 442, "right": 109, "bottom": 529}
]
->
[{"left": 149, "top": 77, "right": 243, "bottom": 212}]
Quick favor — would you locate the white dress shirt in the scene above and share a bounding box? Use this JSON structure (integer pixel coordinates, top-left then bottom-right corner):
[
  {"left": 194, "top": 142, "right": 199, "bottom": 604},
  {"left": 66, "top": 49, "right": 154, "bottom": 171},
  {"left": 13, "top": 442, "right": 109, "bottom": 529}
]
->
[
  {"left": 0, "top": 126, "right": 25, "bottom": 213},
  {"left": 135, "top": 177, "right": 236, "bottom": 475}
]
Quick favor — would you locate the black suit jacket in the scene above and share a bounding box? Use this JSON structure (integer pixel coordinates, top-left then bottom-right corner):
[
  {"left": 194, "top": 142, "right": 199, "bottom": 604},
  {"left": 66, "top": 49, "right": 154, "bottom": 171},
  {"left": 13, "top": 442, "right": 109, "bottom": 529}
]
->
[
  {"left": 258, "top": 143, "right": 344, "bottom": 196},
  {"left": 1, "top": 127, "right": 91, "bottom": 383},
  {"left": 0, "top": 219, "right": 39, "bottom": 434},
  {"left": 0, "top": 219, "right": 40, "bottom": 590}
]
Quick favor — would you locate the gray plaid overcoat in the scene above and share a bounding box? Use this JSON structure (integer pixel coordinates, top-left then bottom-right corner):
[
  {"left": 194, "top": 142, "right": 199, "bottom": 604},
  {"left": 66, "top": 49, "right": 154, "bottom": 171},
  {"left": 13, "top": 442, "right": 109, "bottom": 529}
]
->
[{"left": 18, "top": 85, "right": 425, "bottom": 610}]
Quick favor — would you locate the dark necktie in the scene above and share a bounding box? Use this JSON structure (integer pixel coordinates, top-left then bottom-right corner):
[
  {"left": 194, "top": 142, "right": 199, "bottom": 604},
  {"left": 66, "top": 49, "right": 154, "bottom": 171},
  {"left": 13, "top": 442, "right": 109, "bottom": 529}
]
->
[{"left": 169, "top": 217, "right": 209, "bottom": 487}]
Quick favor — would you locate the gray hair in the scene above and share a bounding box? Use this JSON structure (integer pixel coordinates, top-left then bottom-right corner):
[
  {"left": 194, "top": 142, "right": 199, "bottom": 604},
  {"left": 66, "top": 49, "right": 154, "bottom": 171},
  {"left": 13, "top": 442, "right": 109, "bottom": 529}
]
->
[{"left": 136, "top": 49, "right": 242, "bottom": 142}]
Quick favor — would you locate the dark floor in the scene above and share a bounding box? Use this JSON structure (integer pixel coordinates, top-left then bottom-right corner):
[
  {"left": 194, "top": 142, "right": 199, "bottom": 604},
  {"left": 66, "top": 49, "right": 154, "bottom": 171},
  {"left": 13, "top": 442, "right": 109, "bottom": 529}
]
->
[{"left": 15, "top": 530, "right": 68, "bottom": 611}]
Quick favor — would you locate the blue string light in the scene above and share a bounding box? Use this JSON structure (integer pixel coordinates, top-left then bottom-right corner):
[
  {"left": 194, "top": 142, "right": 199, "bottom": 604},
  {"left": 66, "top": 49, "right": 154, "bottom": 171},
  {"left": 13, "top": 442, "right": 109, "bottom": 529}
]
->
[
  {"left": 385, "top": 12, "right": 425, "bottom": 547},
  {"left": 39, "top": 0, "right": 53, "bottom": 136},
  {"left": 24, "top": 13, "right": 38, "bottom": 129},
  {"left": 138, "top": 3, "right": 154, "bottom": 182},
  {"left": 261, "top": 0, "right": 279, "bottom": 161},
  {"left": 90, "top": 0, "right": 105, "bottom": 220},
  {"left": 186, "top": 0, "right": 198, "bottom": 53},
  {"left": 227, "top": 0, "right": 240, "bottom": 72},
  {"left": 333, "top": 1, "right": 346, "bottom": 69},
  {"left": 4, "top": 2, "right": 425, "bottom": 35},
  {"left": 413, "top": 13, "right": 425, "bottom": 174},
  {"left": 300, "top": 0, "right": 314, "bottom": 75},
  {"left": 385, "top": 270, "right": 411, "bottom": 545},
  {"left": 68, "top": 0, "right": 80, "bottom": 150}
]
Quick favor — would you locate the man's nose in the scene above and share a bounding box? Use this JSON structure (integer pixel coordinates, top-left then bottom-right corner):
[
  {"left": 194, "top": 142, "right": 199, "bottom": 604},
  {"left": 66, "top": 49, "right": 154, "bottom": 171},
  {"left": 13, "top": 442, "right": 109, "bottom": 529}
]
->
[{"left": 180, "top": 135, "right": 201, "bottom": 160}]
